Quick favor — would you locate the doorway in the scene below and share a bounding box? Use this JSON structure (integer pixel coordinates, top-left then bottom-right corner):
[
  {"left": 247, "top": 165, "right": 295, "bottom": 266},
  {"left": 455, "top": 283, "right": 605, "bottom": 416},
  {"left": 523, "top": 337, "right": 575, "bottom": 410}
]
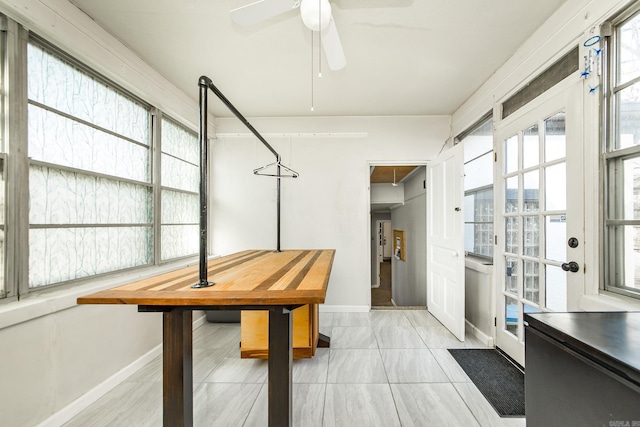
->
[{"left": 369, "top": 164, "right": 427, "bottom": 308}]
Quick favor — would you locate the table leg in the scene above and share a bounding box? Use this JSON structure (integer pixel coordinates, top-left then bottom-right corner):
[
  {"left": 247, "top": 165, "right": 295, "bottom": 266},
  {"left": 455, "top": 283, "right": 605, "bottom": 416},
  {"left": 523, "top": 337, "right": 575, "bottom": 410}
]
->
[
  {"left": 268, "top": 307, "right": 293, "bottom": 427},
  {"left": 163, "top": 309, "right": 193, "bottom": 427}
]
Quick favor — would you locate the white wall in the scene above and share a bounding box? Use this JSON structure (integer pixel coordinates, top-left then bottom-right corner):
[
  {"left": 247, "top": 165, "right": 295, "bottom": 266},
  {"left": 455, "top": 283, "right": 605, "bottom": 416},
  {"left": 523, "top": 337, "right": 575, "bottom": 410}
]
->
[
  {"left": 370, "top": 183, "right": 404, "bottom": 204},
  {"left": 0, "top": 305, "right": 161, "bottom": 427},
  {"left": 390, "top": 167, "right": 427, "bottom": 306},
  {"left": 464, "top": 259, "right": 494, "bottom": 345},
  {"left": 0, "top": 1, "right": 207, "bottom": 425},
  {"left": 212, "top": 116, "right": 450, "bottom": 309}
]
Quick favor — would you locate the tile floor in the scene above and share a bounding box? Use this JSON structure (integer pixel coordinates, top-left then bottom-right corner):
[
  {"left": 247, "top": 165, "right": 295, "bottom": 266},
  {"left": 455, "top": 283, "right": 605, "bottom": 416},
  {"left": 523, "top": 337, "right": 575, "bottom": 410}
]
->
[{"left": 64, "top": 310, "right": 526, "bottom": 426}]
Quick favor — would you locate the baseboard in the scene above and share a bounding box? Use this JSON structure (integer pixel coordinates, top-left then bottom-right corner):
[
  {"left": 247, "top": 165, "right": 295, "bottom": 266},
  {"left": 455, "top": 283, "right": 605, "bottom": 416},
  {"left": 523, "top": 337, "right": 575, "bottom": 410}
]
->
[
  {"left": 37, "top": 343, "right": 162, "bottom": 427},
  {"left": 319, "top": 305, "right": 370, "bottom": 313},
  {"left": 38, "top": 316, "right": 207, "bottom": 427},
  {"left": 465, "top": 319, "right": 495, "bottom": 347},
  {"left": 192, "top": 311, "right": 208, "bottom": 329}
]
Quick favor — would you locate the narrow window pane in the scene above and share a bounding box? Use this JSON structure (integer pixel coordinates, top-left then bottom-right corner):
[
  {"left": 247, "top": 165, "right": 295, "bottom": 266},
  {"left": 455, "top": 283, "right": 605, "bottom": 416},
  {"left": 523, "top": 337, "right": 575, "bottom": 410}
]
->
[
  {"left": 619, "top": 13, "right": 640, "bottom": 85},
  {"left": 464, "top": 152, "right": 493, "bottom": 191},
  {"left": 29, "top": 227, "right": 153, "bottom": 288},
  {"left": 505, "top": 135, "right": 518, "bottom": 174},
  {"left": 523, "top": 260, "right": 540, "bottom": 304},
  {"left": 161, "top": 225, "right": 199, "bottom": 261},
  {"left": 616, "top": 82, "right": 640, "bottom": 150},
  {"left": 0, "top": 158, "right": 4, "bottom": 297},
  {"left": 161, "top": 120, "right": 199, "bottom": 165},
  {"left": 523, "top": 216, "right": 539, "bottom": 257},
  {"left": 30, "top": 166, "right": 152, "bottom": 225},
  {"left": 161, "top": 154, "right": 199, "bottom": 193},
  {"left": 28, "top": 105, "right": 150, "bottom": 182},
  {"left": 27, "top": 44, "right": 149, "bottom": 144},
  {"left": 545, "top": 215, "right": 567, "bottom": 263},
  {"left": 505, "top": 295, "right": 518, "bottom": 336},
  {"left": 161, "top": 119, "right": 200, "bottom": 261},
  {"left": 464, "top": 194, "right": 475, "bottom": 222},
  {"left": 464, "top": 223, "right": 475, "bottom": 254},
  {"left": 505, "top": 217, "right": 519, "bottom": 255},
  {"left": 505, "top": 176, "right": 518, "bottom": 213},
  {"left": 621, "top": 157, "right": 640, "bottom": 220},
  {"left": 545, "top": 112, "right": 566, "bottom": 161},
  {"left": 161, "top": 190, "right": 199, "bottom": 225},
  {"left": 0, "top": 158, "right": 4, "bottom": 224},
  {"left": 462, "top": 119, "right": 493, "bottom": 162},
  {"left": 505, "top": 257, "right": 519, "bottom": 294},
  {"left": 545, "top": 265, "right": 567, "bottom": 311},
  {"left": 523, "top": 171, "right": 539, "bottom": 212},
  {"left": 545, "top": 163, "right": 566, "bottom": 211},
  {"left": 522, "top": 124, "right": 539, "bottom": 168},
  {"left": 619, "top": 225, "right": 640, "bottom": 290}
]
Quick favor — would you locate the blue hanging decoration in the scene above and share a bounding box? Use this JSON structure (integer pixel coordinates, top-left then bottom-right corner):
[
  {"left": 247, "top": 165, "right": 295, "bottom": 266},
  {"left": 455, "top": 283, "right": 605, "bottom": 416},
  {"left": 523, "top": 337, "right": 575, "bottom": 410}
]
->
[
  {"left": 581, "top": 68, "right": 590, "bottom": 79},
  {"left": 583, "top": 35, "right": 601, "bottom": 47},
  {"left": 581, "top": 33, "right": 603, "bottom": 89}
]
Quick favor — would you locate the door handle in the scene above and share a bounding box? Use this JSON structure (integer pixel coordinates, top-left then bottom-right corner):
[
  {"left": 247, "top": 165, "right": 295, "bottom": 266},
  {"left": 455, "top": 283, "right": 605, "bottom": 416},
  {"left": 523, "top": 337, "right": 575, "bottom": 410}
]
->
[{"left": 561, "top": 261, "right": 579, "bottom": 273}]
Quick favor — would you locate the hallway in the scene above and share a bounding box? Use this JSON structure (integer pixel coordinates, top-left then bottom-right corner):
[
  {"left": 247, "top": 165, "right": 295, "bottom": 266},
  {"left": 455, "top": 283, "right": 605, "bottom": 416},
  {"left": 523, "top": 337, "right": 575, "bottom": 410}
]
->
[{"left": 372, "top": 260, "right": 392, "bottom": 307}]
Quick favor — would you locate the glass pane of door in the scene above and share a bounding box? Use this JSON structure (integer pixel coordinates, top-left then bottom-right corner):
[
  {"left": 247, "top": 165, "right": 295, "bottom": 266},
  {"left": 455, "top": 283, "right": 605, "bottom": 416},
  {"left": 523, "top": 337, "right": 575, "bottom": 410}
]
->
[{"left": 499, "top": 110, "right": 570, "bottom": 358}]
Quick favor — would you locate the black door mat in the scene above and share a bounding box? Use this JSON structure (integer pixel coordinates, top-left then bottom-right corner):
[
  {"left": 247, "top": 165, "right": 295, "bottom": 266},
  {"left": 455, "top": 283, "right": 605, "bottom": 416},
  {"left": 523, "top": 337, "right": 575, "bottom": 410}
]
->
[{"left": 448, "top": 348, "right": 525, "bottom": 417}]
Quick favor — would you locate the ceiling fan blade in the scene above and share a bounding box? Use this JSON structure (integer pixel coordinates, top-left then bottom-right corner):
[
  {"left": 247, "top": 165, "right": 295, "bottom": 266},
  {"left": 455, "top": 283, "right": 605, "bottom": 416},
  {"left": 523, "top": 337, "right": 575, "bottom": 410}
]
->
[
  {"left": 321, "top": 16, "right": 346, "bottom": 71},
  {"left": 230, "top": 0, "right": 298, "bottom": 27}
]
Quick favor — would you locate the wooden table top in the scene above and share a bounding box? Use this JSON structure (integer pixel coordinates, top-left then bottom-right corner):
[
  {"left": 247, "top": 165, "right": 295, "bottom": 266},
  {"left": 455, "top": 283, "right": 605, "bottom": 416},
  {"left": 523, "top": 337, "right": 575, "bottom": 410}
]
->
[{"left": 77, "top": 249, "right": 335, "bottom": 307}]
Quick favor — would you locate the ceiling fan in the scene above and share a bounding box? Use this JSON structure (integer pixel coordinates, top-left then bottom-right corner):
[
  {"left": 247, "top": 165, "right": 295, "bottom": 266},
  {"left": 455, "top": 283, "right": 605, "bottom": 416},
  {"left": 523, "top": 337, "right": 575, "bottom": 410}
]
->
[{"left": 230, "top": 0, "right": 347, "bottom": 71}]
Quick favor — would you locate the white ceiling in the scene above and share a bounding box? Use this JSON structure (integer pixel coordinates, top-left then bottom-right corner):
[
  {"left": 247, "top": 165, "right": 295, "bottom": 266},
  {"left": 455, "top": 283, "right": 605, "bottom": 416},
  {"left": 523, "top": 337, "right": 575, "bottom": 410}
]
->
[{"left": 69, "top": 0, "right": 567, "bottom": 118}]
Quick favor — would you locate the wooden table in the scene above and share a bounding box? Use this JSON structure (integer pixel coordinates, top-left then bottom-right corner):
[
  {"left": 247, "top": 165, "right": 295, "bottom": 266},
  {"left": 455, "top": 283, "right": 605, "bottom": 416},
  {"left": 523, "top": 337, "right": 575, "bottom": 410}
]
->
[{"left": 77, "top": 249, "right": 335, "bottom": 427}]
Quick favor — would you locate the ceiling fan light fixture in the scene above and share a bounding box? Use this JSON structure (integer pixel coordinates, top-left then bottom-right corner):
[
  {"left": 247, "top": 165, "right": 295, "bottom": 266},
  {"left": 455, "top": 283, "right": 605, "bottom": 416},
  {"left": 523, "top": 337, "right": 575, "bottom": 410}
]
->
[{"left": 300, "top": 0, "right": 331, "bottom": 32}]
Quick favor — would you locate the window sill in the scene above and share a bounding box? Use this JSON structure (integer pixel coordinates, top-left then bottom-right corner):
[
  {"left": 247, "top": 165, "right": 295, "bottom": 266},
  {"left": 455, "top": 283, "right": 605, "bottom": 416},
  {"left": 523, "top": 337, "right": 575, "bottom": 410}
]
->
[
  {"left": 0, "top": 255, "right": 219, "bottom": 330},
  {"left": 465, "top": 256, "right": 493, "bottom": 274},
  {"left": 579, "top": 292, "right": 640, "bottom": 312}
]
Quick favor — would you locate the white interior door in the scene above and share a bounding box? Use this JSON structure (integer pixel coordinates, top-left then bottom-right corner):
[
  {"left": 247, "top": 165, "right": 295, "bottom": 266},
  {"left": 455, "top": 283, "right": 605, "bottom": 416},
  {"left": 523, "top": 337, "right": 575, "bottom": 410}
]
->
[
  {"left": 382, "top": 221, "right": 392, "bottom": 259},
  {"left": 427, "top": 143, "right": 465, "bottom": 341},
  {"left": 494, "top": 80, "right": 585, "bottom": 366}
]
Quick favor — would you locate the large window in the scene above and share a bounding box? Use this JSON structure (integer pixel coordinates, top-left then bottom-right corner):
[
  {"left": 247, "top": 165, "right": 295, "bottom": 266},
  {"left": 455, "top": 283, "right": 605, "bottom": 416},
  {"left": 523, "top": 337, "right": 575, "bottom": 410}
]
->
[
  {"left": 460, "top": 114, "right": 494, "bottom": 259},
  {"left": 27, "top": 41, "right": 153, "bottom": 288},
  {"left": 0, "top": 27, "right": 202, "bottom": 300},
  {"left": 604, "top": 5, "right": 640, "bottom": 297}
]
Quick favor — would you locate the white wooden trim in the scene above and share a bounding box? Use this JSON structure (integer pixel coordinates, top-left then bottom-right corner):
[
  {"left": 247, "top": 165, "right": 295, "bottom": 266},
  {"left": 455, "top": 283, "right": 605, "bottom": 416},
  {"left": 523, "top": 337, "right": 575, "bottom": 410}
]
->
[
  {"left": 465, "top": 319, "right": 495, "bottom": 347},
  {"left": 319, "top": 305, "right": 370, "bottom": 313}
]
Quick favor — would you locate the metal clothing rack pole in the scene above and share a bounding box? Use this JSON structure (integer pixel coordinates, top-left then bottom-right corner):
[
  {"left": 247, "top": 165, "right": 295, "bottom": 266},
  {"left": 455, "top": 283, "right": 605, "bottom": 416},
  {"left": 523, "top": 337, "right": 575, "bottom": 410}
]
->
[{"left": 192, "top": 75, "right": 286, "bottom": 288}]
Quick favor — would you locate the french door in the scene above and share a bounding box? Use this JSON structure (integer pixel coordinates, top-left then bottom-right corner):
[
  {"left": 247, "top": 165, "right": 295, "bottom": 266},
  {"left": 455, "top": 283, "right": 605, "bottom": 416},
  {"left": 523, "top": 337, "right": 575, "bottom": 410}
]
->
[{"left": 494, "top": 81, "right": 584, "bottom": 366}]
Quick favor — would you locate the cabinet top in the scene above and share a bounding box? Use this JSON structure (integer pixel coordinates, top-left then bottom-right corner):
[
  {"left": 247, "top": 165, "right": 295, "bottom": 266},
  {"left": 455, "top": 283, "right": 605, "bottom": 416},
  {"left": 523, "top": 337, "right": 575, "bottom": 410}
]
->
[{"left": 525, "top": 311, "right": 640, "bottom": 386}]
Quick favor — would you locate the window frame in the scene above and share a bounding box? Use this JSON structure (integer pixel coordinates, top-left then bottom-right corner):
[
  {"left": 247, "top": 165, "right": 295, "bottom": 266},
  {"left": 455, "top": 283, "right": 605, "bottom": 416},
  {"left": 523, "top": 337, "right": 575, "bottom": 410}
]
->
[
  {"left": 602, "top": 2, "right": 640, "bottom": 299},
  {"left": 26, "top": 35, "right": 156, "bottom": 290},
  {"left": 457, "top": 112, "right": 495, "bottom": 260}
]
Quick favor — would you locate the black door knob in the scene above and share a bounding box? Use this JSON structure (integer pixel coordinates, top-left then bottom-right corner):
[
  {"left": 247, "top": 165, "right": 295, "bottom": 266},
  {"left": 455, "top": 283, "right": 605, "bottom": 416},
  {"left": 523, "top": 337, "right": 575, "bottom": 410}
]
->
[{"left": 561, "top": 261, "right": 579, "bottom": 273}]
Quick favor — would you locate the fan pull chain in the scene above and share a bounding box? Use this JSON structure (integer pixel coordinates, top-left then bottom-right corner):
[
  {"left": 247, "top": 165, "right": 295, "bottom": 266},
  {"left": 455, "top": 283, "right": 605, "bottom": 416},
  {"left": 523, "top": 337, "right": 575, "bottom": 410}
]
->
[
  {"left": 310, "top": 29, "right": 314, "bottom": 112},
  {"left": 318, "top": 0, "right": 322, "bottom": 78}
]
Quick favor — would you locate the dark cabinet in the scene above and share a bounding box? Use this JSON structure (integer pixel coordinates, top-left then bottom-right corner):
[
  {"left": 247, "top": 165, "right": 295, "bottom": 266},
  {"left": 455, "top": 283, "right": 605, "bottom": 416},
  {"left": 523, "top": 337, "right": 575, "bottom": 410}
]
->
[{"left": 524, "top": 312, "right": 640, "bottom": 426}]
